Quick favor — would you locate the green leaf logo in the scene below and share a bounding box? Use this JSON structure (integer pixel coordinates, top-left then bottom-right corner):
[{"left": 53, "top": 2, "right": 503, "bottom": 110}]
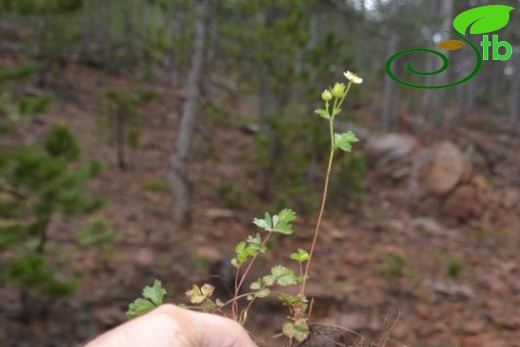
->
[{"left": 453, "top": 5, "right": 514, "bottom": 35}]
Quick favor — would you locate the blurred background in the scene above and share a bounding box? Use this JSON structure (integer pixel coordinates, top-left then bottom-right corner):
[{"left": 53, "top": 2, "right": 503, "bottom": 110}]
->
[{"left": 1, "top": 0, "right": 519, "bottom": 346}]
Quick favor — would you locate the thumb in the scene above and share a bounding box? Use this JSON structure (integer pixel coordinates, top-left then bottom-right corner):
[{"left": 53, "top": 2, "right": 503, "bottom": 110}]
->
[{"left": 187, "top": 310, "right": 258, "bottom": 347}]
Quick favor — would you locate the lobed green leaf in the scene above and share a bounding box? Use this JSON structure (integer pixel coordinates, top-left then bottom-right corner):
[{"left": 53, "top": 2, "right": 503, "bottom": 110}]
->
[
  {"left": 283, "top": 321, "right": 310, "bottom": 342},
  {"left": 314, "top": 108, "right": 330, "bottom": 120},
  {"left": 247, "top": 233, "right": 266, "bottom": 253},
  {"left": 334, "top": 131, "right": 359, "bottom": 152},
  {"left": 126, "top": 298, "right": 156, "bottom": 318},
  {"left": 290, "top": 249, "right": 309, "bottom": 263},
  {"left": 271, "top": 208, "right": 296, "bottom": 235}
]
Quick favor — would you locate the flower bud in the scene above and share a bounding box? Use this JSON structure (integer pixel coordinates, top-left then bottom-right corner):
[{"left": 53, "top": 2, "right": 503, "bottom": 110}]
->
[
  {"left": 331, "top": 83, "right": 346, "bottom": 98},
  {"left": 321, "top": 89, "right": 333, "bottom": 102}
]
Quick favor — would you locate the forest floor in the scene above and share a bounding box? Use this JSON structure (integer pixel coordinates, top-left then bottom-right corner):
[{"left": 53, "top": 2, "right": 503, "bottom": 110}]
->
[{"left": 1, "top": 60, "right": 520, "bottom": 347}]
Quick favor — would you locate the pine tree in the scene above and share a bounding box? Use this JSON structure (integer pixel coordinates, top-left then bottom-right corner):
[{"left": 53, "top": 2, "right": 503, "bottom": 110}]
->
[{"left": 0, "top": 62, "right": 102, "bottom": 321}]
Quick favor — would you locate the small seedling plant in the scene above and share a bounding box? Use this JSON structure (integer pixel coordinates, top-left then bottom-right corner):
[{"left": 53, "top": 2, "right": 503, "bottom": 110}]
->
[{"left": 128, "top": 71, "right": 363, "bottom": 345}]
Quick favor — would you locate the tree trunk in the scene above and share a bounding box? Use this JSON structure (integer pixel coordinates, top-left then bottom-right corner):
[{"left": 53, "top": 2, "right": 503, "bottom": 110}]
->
[
  {"left": 421, "top": 0, "right": 454, "bottom": 127},
  {"left": 116, "top": 111, "right": 126, "bottom": 170},
  {"left": 256, "top": 5, "right": 285, "bottom": 201},
  {"left": 168, "top": 0, "right": 208, "bottom": 226},
  {"left": 510, "top": 49, "right": 520, "bottom": 130},
  {"left": 381, "top": 33, "right": 399, "bottom": 131},
  {"left": 257, "top": 74, "right": 283, "bottom": 201},
  {"left": 380, "top": 0, "right": 400, "bottom": 131}
]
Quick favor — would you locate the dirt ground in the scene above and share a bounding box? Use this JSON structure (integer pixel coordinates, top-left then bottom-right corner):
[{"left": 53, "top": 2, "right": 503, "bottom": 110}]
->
[{"left": 1, "top": 62, "right": 519, "bottom": 347}]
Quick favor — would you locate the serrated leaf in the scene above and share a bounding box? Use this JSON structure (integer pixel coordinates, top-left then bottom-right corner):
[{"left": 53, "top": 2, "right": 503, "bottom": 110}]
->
[
  {"left": 236, "top": 241, "right": 246, "bottom": 255},
  {"left": 437, "top": 39, "right": 465, "bottom": 51},
  {"left": 250, "top": 279, "right": 262, "bottom": 290},
  {"left": 253, "top": 212, "right": 272, "bottom": 231},
  {"left": 126, "top": 298, "right": 156, "bottom": 318},
  {"left": 262, "top": 274, "right": 276, "bottom": 286},
  {"left": 201, "top": 283, "right": 214, "bottom": 297},
  {"left": 254, "top": 288, "right": 271, "bottom": 298},
  {"left": 126, "top": 279, "right": 168, "bottom": 318},
  {"left": 290, "top": 249, "right": 309, "bottom": 263},
  {"left": 279, "top": 293, "right": 300, "bottom": 306},
  {"left": 453, "top": 5, "right": 514, "bottom": 35},
  {"left": 201, "top": 299, "right": 217, "bottom": 311},
  {"left": 230, "top": 258, "right": 239, "bottom": 268},
  {"left": 186, "top": 284, "right": 208, "bottom": 304},
  {"left": 314, "top": 108, "right": 330, "bottom": 119},
  {"left": 253, "top": 210, "right": 296, "bottom": 234},
  {"left": 142, "top": 279, "right": 167, "bottom": 306},
  {"left": 234, "top": 241, "right": 254, "bottom": 264},
  {"left": 247, "top": 233, "right": 266, "bottom": 253},
  {"left": 272, "top": 208, "right": 296, "bottom": 235},
  {"left": 270, "top": 265, "right": 298, "bottom": 286},
  {"left": 334, "top": 131, "right": 359, "bottom": 152},
  {"left": 283, "top": 321, "right": 310, "bottom": 341}
]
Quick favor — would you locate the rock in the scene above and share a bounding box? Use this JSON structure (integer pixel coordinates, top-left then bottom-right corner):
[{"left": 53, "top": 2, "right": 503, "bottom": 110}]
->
[
  {"left": 411, "top": 217, "right": 447, "bottom": 236},
  {"left": 425, "top": 280, "right": 475, "bottom": 300},
  {"left": 443, "top": 184, "right": 482, "bottom": 220},
  {"left": 419, "top": 142, "right": 468, "bottom": 196},
  {"left": 410, "top": 141, "right": 468, "bottom": 197},
  {"left": 366, "top": 133, "right": 418, "bottom": 167}
]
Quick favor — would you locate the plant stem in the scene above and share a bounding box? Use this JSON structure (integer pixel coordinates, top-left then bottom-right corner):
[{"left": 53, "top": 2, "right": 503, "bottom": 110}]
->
[
  {"left": 232, "top": 232, "right": 272, "bottom": 320},
  {"left": 300, "top": 81, "right": 352, "bottom": 298},
  {"left": 301, "top": 117, "right": 335, "bottom": 296}
]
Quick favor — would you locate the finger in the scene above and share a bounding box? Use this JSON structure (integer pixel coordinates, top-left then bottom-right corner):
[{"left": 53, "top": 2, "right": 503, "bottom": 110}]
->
[{"left": 187, "top": 310, "right": 258, "bottom": 347}]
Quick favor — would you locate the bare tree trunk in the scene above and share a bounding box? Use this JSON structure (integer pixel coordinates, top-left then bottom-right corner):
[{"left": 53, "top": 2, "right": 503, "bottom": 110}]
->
[
  {"left": 380, "top": 0, "right": 400, "bottom": 131},
  {"left": 510, "top": 47, "right": 520, "bottom": 130},
  {"left": 116, "top": 111, "right": 126, "bottom": 170},
  {"left": 168, "top": 0, "right": 208, "bottom": 226},
  {"left": 419, "top": 0, "right": 439, "bottom": 118},
  {"left": 305, "top": 10, "right": 320, "bottom": 185},
  {"left": 256, "top": 5, "right": 285, "bottom": 201},
  {"left": 422, "top": 0, "right": 454, "bottom": 127},
  {"left": 381, "top": 33, "right": 399, "bottom": 131},
  {"left": 455, "top": 48, "right": 473, "bottom": 119},
  {"left": 167, "top": 6, "right": 186, "bottom": 89},
  {"left": 258, "top": 75, "right": 282, "bottom": 201}
]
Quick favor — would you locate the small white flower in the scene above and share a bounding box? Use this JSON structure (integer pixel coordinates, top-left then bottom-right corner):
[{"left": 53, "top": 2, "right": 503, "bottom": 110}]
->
[{"left": 344, "top": 71, "right": 363, "bottom": 84}]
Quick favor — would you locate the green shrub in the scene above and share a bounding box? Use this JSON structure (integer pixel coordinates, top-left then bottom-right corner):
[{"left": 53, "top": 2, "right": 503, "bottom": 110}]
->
[
  {"left": 443, "top": 253, "right": 466, "bottom": 281},
  {"left": 376, "top": 252, "right": 409, "bottom": 282}
]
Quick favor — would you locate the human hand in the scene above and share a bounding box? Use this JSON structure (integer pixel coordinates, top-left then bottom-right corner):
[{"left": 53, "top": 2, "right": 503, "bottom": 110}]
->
[{"left": 85, "top": 304, "right": 258, "bottom": 347}]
